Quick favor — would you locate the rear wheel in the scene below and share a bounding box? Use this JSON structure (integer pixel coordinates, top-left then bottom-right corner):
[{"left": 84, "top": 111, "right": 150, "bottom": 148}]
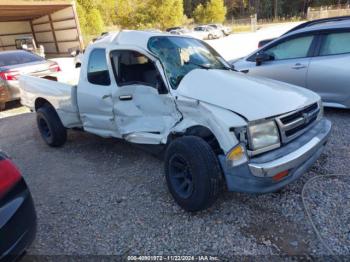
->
[
  {"left": 36, "top": 105, "right": 67, "bottom": 147},
  {"left": 165, "top": 136, "right": 223, "bottom": 212}
]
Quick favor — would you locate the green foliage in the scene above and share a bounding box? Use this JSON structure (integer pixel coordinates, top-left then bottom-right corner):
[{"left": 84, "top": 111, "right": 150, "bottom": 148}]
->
[
  {"left": 96, "top": 0, "right": 116, "bottom": 26},
  {"left": 86, "top": 9, "right": 105, "bottom": 35},
  {"left": 115, "top": 0, "right": 184, "bottom": 30},
  {"left": 193, "top": 0, "right": 227, "bottom": 23},
  {"left": 151, "top": 0, "right": 185, "bottom": 29},
  {"left": 76, "top": 1, "right": 105, "bottom": 38},
  {"left": 193, "top": 4, "right": 208, "bottom": 23}
]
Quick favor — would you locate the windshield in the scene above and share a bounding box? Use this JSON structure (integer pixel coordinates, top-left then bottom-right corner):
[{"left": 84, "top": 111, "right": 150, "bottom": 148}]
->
[{"left": 148, "top": 36, "right": 229, "bottom": 89}]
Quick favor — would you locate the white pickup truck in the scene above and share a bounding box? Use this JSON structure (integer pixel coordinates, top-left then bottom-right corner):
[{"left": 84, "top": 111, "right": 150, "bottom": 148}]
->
[{"left": 20, "top": 31, "right": 331, "bottom": 212}]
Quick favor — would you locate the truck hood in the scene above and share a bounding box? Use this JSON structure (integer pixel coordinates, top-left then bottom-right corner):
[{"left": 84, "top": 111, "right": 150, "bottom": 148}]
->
[{"left": 176, "top": 69, "right": 320, "bottom": 121}]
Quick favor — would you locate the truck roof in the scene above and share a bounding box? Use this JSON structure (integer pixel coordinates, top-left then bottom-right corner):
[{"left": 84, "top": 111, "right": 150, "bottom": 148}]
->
[
  {"left": 90, "top": 30, "right": 198, "bottom": 51},
  {"left": 91, "top": 30, "right": 169, "bottom": 50}
]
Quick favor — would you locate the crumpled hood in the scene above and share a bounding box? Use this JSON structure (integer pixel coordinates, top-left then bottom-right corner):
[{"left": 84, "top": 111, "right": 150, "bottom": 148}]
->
[{"left": 176, "top": 69, "right": 320, "bottom": 121}]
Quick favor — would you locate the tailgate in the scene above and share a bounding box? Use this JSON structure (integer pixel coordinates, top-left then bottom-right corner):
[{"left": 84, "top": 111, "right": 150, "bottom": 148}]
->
[{"left": 19, "top": 75, "right": 82, "bottom": 128}]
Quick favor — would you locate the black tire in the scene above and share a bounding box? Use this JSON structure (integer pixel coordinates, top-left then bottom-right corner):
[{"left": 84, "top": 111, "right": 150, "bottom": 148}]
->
[
  {"left": 165, "top": 136, "right": 223, "bottom": 212},
  {"left": 36, "top": 105, "right": 67, "bottom": 147}
]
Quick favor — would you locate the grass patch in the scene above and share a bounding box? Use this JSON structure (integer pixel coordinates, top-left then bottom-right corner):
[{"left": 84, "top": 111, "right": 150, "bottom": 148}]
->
[{"left": 232, "top": 24, "right": 252, "bottom": 33}]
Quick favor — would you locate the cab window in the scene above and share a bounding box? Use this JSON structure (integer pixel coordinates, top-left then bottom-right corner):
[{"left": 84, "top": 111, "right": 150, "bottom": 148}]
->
[
  {"left": 111, "top": 50, "right": 165, "bottom": 91},
  {"left": 87, "top": 49, "right": 111, "bottom": 86},
  {"left": 319, "top": 32, "right": 350, "bottom": 56},
  {"left": 263, "top": 35, "right": 314, "bottom": 60}
]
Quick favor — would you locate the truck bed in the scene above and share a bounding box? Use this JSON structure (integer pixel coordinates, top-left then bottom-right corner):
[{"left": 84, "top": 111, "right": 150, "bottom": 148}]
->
[{"left": 19, "top": 73, "right": 82, "bottom": 128}]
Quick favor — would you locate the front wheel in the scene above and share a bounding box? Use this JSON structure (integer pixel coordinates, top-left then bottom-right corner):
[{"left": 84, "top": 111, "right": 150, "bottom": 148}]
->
[
  {"left": 165, "top": 136, "right": 223, "bottom": 212},
  {"left": 36, "top": 105, "right": 67, "bottom": 147}
]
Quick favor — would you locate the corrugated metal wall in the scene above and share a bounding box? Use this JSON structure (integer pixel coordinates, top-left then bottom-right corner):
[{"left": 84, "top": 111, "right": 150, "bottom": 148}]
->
[
  {"left": 0, "top": 21, "right": 33, "bottom": 50},
  {"left": 0, "top": 4, "right": 83, "bottom": 56}
]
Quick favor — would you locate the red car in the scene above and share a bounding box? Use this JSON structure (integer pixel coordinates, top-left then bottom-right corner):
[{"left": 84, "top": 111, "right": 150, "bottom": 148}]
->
[{"left": 0, "top": 151, "right": 36, "bottom": 261}]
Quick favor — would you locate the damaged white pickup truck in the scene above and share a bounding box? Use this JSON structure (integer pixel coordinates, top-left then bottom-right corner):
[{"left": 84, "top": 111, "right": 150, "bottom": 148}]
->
[{"left": 19, "top": 31, "right": 332, "bottom": 211}]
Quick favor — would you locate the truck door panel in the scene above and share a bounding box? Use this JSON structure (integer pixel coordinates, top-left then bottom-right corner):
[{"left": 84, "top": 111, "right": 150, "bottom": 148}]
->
[
  {"left": 110, "top": 49, "right": 180, "bottom": 141},
  {"left": 77, "top": 48, "right": 120, "bottom": 137}
]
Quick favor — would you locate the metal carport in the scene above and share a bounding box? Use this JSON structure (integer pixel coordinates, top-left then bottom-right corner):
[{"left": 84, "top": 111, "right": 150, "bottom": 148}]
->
[{"left": 0, "top": 1, "right": 84, "bottom": 57}]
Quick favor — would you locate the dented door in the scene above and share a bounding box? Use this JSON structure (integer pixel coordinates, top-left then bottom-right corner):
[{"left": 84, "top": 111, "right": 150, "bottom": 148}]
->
[{"left": 110, "top": 49, "right": 180, "bottom": 143}]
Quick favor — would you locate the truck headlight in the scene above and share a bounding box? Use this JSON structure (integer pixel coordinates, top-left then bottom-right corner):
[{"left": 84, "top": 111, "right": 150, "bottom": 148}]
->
[{"left": 248, "top": 120, "right": 280, "bottom": 151}]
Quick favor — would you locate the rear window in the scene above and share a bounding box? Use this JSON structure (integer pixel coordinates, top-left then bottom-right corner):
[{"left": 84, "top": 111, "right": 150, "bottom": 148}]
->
[
  {"left": 0, "top": 51, "right": 44, "bottom": 67},
  {"left": 320, "top": 32, "right": 350, "bottom": 56}
]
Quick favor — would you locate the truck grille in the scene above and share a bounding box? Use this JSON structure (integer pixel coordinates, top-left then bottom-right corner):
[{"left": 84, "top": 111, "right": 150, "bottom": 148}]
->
[{"left": 276, "top": 103, "right": 320, "bottom": 144}]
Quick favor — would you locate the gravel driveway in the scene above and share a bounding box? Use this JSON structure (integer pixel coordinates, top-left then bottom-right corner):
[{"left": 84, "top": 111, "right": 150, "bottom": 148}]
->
[{"left": 0, "top": 108, "right": 349, "bottom": 259}]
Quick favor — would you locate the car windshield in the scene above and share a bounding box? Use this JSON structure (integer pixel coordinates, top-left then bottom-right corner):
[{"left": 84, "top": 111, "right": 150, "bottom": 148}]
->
[
  {"left": 0, "top": 51, "right": 44, "bottom": 67},
  {"left": 148, "top": 36, "right": 229, "bottom": 89}
]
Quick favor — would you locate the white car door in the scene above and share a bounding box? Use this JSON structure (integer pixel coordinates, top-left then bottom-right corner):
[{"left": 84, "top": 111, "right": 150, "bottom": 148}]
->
[
  {"left": 242, "top": 34, "right": 316, "bottom": 88},
  {"left": 77, "top": 48, "right": 120, "bottom": 138},
  {"left": 109, "top": 49, "right": 181, "bottom": 144},
  {"left": 307, "top": 31, "right": 350, "bottom": 107}
]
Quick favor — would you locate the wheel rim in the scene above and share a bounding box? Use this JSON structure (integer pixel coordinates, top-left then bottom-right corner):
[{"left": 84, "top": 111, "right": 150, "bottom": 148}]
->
[
  {"left": 169, "top": 155, "right": 194, "bottom": 199},
  {"left": 38, "top": 118, "right": 51, "bottom": 139}
]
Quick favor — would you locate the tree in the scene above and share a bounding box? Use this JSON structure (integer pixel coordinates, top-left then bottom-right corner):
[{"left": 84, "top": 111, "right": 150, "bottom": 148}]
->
[
  {"left": 96, "top": 0, "right": 116, "bottom": 25},
  {"left": 86, "top": 9, "right": 105, "bottom": 35},
  {"left": 193, "top": 0, "right": 227, "bottom": 23},
  {"left": 115, "top": 0, "right": 184, "bottom": 30},
  {"left": 76, "top": 0, "right": 105, "bottom": 36},
  {"left": 149, "top": 0, "right": 184, "bottom": 28},
  {"left": 207, "top": 0, "right": 227, "bottom": 22},
  {"left": 193, "top": 4, "right": 208, "bottom": 22}
]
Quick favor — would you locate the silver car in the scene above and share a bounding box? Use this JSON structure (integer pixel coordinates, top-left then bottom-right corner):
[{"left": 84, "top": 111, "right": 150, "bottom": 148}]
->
[
  {"left": 0, "top": 50, "right": 60, "bottom": 110},
  {"left": 233, "top": 18, "right": 350, "bottom": 108}
]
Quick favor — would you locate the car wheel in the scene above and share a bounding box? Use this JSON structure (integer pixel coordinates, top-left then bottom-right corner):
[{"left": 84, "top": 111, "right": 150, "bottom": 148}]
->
[
  {"left": 165, "top": 136, "right": 223, "bottom": 212},
  {"left": 36, "top": 105, "right": 67, "bottom": 147}
]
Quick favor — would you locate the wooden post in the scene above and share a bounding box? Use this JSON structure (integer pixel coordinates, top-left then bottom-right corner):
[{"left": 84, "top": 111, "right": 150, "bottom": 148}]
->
[
  {"left": 48, "top": 14, "right": 59, "bottom": 54},
  {"left": 71, "top": 1, "right": 84, "bottom": 50},
  {"left": 274, "top": 0, "right": 278, "bottom": 20},
  {"left": 29, "top": 20, "right": 38, "bottom": 46}
]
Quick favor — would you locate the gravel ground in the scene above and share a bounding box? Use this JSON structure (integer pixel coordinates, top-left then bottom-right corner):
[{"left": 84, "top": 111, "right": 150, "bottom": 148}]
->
[
  {"left": 0, "top": 108, "right": 349, "bottom": 259},
  {"left": 303, "top": 175, "right": 350, "bottom": 255}
]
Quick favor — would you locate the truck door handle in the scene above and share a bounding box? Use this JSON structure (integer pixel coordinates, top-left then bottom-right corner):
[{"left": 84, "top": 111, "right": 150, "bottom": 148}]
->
[
  {"left": 102, "top": 94, "right": 112, "bottom": 100},
  {"left": 240, "top": 69, "right": 249, "bottom": 74},
  {"left": 119, "top": 95, "right": 133, "bottom": 101},
  {"left": 292, "top": 63, "right": 306, "bottom": 70}
]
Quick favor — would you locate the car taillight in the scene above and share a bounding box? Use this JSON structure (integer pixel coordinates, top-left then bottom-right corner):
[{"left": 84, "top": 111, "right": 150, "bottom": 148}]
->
[
  {"left": 0, "top": 159, "right": 22, "bottom": 199},
  {"left": 0, "top": 70, "right": 19, "bottom": 81},
  {"left": 49, "top": 63, "right": 61, "bottom": 72}
]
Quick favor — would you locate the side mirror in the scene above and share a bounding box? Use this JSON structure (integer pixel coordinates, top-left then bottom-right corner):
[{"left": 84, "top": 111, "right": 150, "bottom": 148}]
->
[{"left": 256, "top": 52, "right": 273, "bottom": 66}]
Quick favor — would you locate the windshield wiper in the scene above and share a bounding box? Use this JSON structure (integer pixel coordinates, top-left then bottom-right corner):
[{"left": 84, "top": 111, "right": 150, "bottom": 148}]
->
[
  {"left": 185, "top": 61, "right": 231, "bottom": 71},
  {"left": 184, "top": 61, "right": 212, "bottom": 70}
]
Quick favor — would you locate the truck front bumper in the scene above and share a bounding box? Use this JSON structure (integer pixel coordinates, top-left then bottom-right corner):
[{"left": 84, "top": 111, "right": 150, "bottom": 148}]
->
[{"left": 219, "top": 118, "right": 332, "bottom": 193}]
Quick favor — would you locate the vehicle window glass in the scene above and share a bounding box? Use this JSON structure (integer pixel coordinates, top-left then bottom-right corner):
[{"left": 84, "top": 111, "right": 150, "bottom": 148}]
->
[
  {"left": 0, "top": 51, "right": 44, "bottom": 67},
  {"left": 320, "top": 32, "right": 350, "bottom": 56},
  {"left": 264, "top": 36, "right": 314, "bottom": 60},
  {"left": 111, "top": 50, "right": 162, "bottom": 89},
  {"left": 148, "top": 36, "right": 229, "bottom": 89},
  {"left": 87, "top": 49, "right": 110, "bottom": 86}
]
